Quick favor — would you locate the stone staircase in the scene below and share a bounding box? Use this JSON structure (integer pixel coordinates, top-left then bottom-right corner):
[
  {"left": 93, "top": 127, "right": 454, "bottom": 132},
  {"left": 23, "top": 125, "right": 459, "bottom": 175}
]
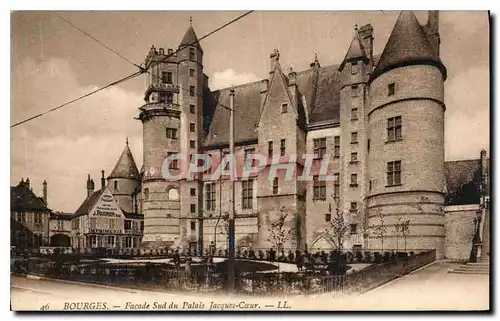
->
[{"left": 449, "top": 257, "right": 490, "bottom": 275}]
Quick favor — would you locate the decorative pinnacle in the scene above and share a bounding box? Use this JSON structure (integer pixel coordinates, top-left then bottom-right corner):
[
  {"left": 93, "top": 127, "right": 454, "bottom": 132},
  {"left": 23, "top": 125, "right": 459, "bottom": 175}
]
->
[
  {"left": 314, "top": 53, "right": 318, "bottom": 62},
  {"left": 189, "top": 16, "right": 192, "bottom": 26},
  {"left": 126, "top": 137, "right": 129, "bottom": 145},
  {"left": 354, "top": 23, "right": 358, "bottom": 31}
]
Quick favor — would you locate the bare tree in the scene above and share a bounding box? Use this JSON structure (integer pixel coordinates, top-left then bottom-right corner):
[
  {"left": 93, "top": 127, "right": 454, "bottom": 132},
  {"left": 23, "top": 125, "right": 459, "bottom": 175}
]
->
[
  {"left": 371, "top": 211, "right": 387, "bottom": 252},
  {"left": 400, "top": 219, "right": 411, "bottom": 252},
  {"left": 326, "top": 199, "right": 350, "bottom": 252},
  {"left": 393, "top": 217, "right": 402, "bottom": 252},
  {"left": 267, "top": 207, "right": 291, "bottom": 273}
]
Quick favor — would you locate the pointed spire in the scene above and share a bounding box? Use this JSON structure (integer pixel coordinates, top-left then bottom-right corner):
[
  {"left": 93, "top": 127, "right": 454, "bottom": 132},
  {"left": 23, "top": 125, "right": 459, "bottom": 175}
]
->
[
  {"left": 179, "top": 22, "right": 201, "bottom": 49},
  {"left": 126, "top": 137, "right": 129, "bottom": 146},
  {"left": 371, "top": 11, "right": 446, "bottom": 81},
  {"left": 189, "top": 16, "right": 193, "bottom": 26},
  {"left": 108, "top": 141, "right": 141, "bottom": 181}
]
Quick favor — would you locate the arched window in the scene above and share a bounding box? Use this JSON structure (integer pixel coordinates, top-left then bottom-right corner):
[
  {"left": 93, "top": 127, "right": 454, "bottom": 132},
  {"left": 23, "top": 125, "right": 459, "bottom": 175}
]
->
[
  {"left": 114, "top": 180, "right": 118, "bottom": 191},
  {"left": 167, "top": 187, "right": 179, "bottom": 201},
  {"left": 144, "top": 188, "right": 149, "bottom": 200}
]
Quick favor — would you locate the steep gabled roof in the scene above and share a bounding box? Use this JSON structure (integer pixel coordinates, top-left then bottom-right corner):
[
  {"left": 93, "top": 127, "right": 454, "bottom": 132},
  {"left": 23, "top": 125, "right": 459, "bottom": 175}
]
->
[
  {"left": 179, "top": 26, "right": 202, "bottom": 50},
  {"left": 11, "top": 182, "right": 51, "bottom": 212},
  {"left": 74, "top": 189, "right": 104, "bottom": 218},
  {"left": 371, "top": 11, "right": 446, "bottom": 81},
  {"left": 108, "top": 141, "right": 141, "bottom": 181}
]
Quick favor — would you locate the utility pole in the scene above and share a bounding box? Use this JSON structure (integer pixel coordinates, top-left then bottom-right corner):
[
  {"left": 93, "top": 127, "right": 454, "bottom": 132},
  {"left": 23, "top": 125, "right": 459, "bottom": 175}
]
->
[{"left": 228, "top": 88, "right": 236, "bottom": 292}]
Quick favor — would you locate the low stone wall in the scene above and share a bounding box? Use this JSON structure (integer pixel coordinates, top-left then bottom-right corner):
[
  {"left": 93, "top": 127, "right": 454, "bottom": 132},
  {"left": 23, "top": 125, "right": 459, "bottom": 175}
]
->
[
  {"left": 345, "top": 249, "right": 436, "bottom": 294},
  {"left": 444, "top": 205, "right": 478, "bottom": 261}
]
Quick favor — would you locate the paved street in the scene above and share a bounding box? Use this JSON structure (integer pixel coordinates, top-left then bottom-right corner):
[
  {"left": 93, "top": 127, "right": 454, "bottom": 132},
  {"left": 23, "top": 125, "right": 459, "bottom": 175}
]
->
[
  {"left": 322, "top": 261, "right": 490, "bottom": 311},
  {"left": 11, "top": 261, "right": 490, "bottom": 311}
]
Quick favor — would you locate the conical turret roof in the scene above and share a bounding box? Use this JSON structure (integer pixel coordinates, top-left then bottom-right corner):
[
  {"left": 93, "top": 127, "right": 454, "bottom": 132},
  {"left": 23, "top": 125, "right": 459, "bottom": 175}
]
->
[
  {"left": 108, "top": 140, "right": 141, "bottom": 181},
  {"left": 179, "top": 25, "right": 202, "bottom": 50},
  {"left": 371, "top": 11, "right": 446, "bottom": 81}
]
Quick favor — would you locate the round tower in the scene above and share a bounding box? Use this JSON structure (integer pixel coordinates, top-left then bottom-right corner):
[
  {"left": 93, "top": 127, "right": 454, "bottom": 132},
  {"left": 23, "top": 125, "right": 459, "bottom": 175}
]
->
[
  {"left": 366, "top": 11, "right": 447, "bottom": 258},
  {"left": 107, "top": 139, "right": 141, "bottom": 213},
  {"left": 139, "top": 42, "right": 183, "bottom": 246}
]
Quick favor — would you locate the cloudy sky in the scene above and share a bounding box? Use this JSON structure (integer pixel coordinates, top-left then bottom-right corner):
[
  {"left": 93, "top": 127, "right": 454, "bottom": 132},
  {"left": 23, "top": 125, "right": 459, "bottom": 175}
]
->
[{"left": 11, "top": 11, "right": 489, "bottom": 212}]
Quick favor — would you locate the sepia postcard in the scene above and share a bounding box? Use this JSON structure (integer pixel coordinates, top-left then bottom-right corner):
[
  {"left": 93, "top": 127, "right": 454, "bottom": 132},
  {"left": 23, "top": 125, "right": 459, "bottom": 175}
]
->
[{"left": 10, "top": 10, "right": 490, "bottom": 311}]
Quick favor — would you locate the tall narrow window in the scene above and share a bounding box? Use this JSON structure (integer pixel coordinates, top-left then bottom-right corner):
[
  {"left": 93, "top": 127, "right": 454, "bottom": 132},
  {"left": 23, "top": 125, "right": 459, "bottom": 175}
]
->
[
  {"left": 190, "top": 188, "right": 196, "bottom": 196},
  {"left": 167, "top": 152, "right": 179, "bottom": 169},
  {"left": 351, "top": 61, "right": 359, "bottom": 75},
  {"left": 268, "top": 141, "right": 273, "bottom": 157},
  {"left": 334, "top": 136, "right": 340, "bottom": 157},
  {"left": 350, "top": 152, "right": 358, "bottom": 163},
  {"left": 159, "top": 93, "right": 166, "bottom": 103},
  {"left": 190, "top": 104, "right": 195, "bottom": 114},
  {"left": 161, "top": 72, "right": 167, "bottom": 84},
  {"left": 189, "top": 86, "right": 195, "bottom": 97},
  {"left": 350, "top": 224, "right": 358, "bottom": 234},
  {"left": 325, "top": 214, "right": 331, "bottom": 222},
  {"left": 387, "top": 161, "right": 402, "bottom": 186},
  {"left": 190, "top": 221, "right": 196, "bottom": 231},
  {"left": 244, "top": 148, "right": 255, "bottom": 167},
  {"left": 205, "top": 182, "right": 216, "bottom": 211},
  {"left": 351, "top": 85, "right": 359, "bottom": 97},
  {"left": 387, "top": 116, "right": 402, "bottom": 141},
  {"left": 189, "top": 48, "right": 195, "bottom": 60},
  {"left": 351, "top": 132, "right": 358, "bottom": 144},
  {"left": 273, "top": 177, "right": 279, "bottom": 195},
  {"left": 350, "top": 202, "right": 358, "bottom": 212},
  {"left": 388, "top": 83, "right": 395, "bottom": 96},
  {"left": 242, "top": 180, "right": 253, "bottom": 209},
  {"left": 351, "top": 107, "right": 358, "bottom": 120},
  {"left": 189, "top": 68, "right": 195, "bottom": 77},
  {"left": 334, "top": 173, "right": 340, "bottom": 197},
  {"left": 350, "top": 173, "right": 358, "bottom": 186},
  {"left": 313, "top": 138, "right": 327, "bottom": 159},
  {"left": 114, "top": 180, "right": 118, "bottom": 191},
  {"left": 190, "top": 204, "right": 196, "bottom": 214},
  {"left": 190, "top": 140, "right": 196, "bottom": 148},
  {"left": 144, "top": 188, "right": 149, "bottom": 200},
  {"left": 190, "top": 123, "right": 195, "bottom": 132},
  {"left": 166, "top": 93, "right": 173, "bottom": 103},
  {"left": 166, "top": 128, "right": 178, "bottom": 139},
  {"left": 313, "top": 175, "right": 326, "bottom": 200},
  {"left": 280, "top": 139, "right": 286, "bottom": 156},
  {"left": 282, "top": 103, "right": 288, "bottom": 114}
]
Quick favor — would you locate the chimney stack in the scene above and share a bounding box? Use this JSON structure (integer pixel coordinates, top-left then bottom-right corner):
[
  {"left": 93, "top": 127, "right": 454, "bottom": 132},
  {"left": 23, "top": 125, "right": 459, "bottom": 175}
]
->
[
  {"left": 357, "top": 24, "right": 374, "bottom": 61},
  {"left": 269, "top": 48, "right": 280, "bottom": 74},
  {"left": 101, "top": 170, "right": 105, "bottom": 190},
  {"left": 43, "top": 180, "right": 48, "bottom": 205},
  {"left": 426, "top": 11, "right": 440, "bottom": 56},
  {"left": 25, "top": 177, "right": 30, "bottom": 189},
  {"left": 87, "top": 174, "right": 95, "bottom": 198}
]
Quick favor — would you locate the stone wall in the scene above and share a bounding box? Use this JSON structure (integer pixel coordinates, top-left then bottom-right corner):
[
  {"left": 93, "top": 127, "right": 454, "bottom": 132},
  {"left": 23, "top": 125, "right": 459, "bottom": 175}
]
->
[{"left": 444, "top": 204, "right": 478, "bottom": 261}]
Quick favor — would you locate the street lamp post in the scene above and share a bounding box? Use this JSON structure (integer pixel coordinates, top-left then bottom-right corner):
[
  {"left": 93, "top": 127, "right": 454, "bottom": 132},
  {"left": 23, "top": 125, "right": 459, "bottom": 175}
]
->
[
  {"left": 227, "top": 88, "right": 236, "bottom": 293},
  {"left": 469, "top": 209, "right": 482, "bottom": 263}
]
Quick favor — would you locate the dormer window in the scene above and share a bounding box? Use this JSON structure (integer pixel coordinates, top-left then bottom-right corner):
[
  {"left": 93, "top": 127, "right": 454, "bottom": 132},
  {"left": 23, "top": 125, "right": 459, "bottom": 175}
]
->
[
  {"left": 351, "top": 61, "right": 359, "bottom": 75},
  {"left": 388, "top": 83, "right": 396, "bottom": 96}
]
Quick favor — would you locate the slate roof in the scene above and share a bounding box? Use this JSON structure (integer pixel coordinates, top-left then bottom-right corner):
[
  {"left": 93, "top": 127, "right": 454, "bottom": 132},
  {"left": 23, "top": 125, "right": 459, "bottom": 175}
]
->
[
  {"left": 122, "top": 210, "right": 144, "bottom": 220},
  {"left": 179, "top": 26, "right": 202, "bottom": 50},
  {"left": 444, "top": 158, "right": 489, "bottom": 206},
  {"left": 74, "top": 189, "right": 104, "bottom": 218},
  {"left": 371, "top": 11, "right": 446, "bottom": 81},
  {"left": 203, "top": 64, "right": 345, "bottom": 147},
  {"left": 108, "top": 142, "right": 141, "bottom": 181},
  {"left": 50, "top": 212, "right": 74, "bottom": 220},
  {"left": 11, "top": 182, "right": 51, "bottom": 212}
]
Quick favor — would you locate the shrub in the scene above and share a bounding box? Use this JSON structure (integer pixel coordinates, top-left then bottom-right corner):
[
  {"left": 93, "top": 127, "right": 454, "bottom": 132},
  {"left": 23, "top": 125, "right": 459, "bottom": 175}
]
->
[
  {"left": 355, "top": 251, "right": 363, "bottom": 263},
  {"left": 258, "top": 250, "right": 264, "bottom": 260},
  {"left": 383, "top": 252, "right": 391, "bottom": 262},
  {"left": 346, "top": 251, "right": 353, "bottom": 264},
  {"left": 374, "top": 252, "right": 382, "bottom": 264},
  {"left": 397, "top": 252, "right": 408, "bottom": 259},
  {"left": 409, "top": 251, "right": 415, "bottom": 256},
  {"left": 364, "top": 251, "right": 372, "bottom": 263}
]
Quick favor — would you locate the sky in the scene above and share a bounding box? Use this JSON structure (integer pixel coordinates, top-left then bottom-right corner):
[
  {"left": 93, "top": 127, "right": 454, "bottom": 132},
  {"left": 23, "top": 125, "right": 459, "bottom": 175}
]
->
[{"left": 10, "top": 11, "right": 489, "bottom": 212}]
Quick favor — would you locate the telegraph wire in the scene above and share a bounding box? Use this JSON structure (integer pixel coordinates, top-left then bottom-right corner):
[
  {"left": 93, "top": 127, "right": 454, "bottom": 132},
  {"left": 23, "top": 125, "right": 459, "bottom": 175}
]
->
[
  {"left": 11, "top": 72, "right": 142, "bottom": 128},
  {"left": 51, "top": 12, "right": 144, "bottom": 71},
  {"left": 11, "top": 11, "right": 253, "bottom": 128}
]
